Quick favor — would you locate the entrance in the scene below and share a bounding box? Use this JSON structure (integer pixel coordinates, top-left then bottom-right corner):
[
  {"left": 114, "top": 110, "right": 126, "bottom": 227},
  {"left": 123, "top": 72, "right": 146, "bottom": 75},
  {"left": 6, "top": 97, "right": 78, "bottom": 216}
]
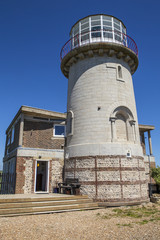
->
[{"left": 35, "top": 161, "right": 49, "bottom": 192}]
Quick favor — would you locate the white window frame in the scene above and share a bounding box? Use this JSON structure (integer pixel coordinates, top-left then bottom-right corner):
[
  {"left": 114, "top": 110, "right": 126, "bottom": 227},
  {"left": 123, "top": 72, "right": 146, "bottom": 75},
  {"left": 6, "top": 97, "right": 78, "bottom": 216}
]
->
[
  {"left": 53, "top": 124, "right": 66, "bottom": 137},
  {"left": 34, "top": 160, "right": 49, "bottom": 193}
]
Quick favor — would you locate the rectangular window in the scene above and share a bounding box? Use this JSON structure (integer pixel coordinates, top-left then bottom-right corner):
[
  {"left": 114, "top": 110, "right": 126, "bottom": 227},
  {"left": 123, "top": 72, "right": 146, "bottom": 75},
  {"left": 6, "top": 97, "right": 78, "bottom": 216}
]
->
[
  {"left": 11, "top": 127, "right": 15, "bottom": 143},
  {"left": 7, "top": 133, "right": 11, "bottom": 146},
  {"left": 91, "top": 26, "right": 101, "bottom": 38},
  {"left": 54, "top": 124, "right": 66, "bottom": 137},
  {"left": 117, "top": 65, "right": 124, "bottom": 82}
]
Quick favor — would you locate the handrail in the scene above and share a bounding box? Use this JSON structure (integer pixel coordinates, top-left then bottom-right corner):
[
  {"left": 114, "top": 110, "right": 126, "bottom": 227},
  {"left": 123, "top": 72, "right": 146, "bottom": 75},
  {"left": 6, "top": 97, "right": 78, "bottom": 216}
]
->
[{"left": 60, "top": 29, "right": 138, "bottom": 61}]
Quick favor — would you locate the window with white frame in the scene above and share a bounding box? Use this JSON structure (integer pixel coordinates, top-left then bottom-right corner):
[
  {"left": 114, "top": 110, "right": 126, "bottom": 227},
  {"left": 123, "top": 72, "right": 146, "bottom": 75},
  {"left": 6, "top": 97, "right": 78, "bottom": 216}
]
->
[{"left": 54, "top": 124, "right": 66, "bottom": 137}]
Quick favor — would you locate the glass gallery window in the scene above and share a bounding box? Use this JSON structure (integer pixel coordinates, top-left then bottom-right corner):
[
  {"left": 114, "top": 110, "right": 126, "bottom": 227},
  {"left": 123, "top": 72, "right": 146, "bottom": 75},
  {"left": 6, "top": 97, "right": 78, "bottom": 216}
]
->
[
  {"left": 71, "top": 15, "right": 127, "bottom": 47},
  {"left": 54, "top": 124, "right": 66, "bottom": 137}
]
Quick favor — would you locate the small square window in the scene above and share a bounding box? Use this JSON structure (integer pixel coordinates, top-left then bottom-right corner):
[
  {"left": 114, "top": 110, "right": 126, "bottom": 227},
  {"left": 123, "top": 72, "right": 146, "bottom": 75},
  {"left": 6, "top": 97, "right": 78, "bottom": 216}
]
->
[{"left": 54, "top": 125, "right": 65, "bottom": 137}]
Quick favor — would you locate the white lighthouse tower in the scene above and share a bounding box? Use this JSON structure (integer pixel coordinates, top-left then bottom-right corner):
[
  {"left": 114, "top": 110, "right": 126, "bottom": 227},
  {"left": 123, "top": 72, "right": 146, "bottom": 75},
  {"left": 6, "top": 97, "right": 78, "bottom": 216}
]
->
[{"left": 61, "top": 14, "right": 149, "bottom": 205}]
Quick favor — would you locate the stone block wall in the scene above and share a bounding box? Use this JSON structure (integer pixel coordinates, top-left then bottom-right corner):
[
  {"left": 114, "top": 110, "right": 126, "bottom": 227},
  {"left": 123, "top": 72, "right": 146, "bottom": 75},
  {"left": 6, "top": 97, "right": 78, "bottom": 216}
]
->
[{"left": 65, "top": 155, "right": 149, "bottom": 204}]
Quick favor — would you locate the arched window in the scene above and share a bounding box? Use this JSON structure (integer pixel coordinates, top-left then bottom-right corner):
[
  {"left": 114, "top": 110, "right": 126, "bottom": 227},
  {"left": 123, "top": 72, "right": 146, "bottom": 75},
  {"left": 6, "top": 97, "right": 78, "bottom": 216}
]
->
[
  {"left": 110, "top": 106, "right": 135, "bottom": 143},
  {"left": 67, "top": 110, "right": 74, "bottom": 136}
]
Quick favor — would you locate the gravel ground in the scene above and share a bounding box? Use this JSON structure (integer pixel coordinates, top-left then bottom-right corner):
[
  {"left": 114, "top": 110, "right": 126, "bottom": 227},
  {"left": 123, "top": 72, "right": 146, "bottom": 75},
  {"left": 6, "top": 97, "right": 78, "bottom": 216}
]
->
[{"left": 0, "top": 203, "right": 160, "bottom": 240}]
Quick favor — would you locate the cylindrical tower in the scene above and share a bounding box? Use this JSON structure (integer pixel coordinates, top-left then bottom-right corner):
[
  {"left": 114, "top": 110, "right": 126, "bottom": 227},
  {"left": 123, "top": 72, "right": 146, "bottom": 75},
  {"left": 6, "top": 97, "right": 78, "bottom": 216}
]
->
[{"left": 61, "top": 14, "right": 149, "bottom": 205}]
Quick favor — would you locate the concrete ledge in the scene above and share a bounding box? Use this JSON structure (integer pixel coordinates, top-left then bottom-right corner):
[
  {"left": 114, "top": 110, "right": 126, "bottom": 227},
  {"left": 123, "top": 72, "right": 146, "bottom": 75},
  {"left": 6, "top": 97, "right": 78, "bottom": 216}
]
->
[
  {"left": 98, "top": 198, "right": 150, "bottom": 207},
  {"left": 61, "top": 42, "right": 138, "bottom": 77}
]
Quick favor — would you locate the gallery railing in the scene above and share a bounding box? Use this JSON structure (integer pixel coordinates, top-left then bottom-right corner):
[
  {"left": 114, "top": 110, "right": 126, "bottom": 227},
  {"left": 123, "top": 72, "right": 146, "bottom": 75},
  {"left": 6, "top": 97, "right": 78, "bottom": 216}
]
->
[{"left": 60, "top": 29, "right": 138, "bottom": 61}]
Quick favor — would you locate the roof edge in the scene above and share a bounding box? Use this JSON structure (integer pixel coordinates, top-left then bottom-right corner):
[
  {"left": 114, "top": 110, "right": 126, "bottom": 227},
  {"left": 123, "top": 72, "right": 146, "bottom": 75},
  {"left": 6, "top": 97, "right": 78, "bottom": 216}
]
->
[{"left": 6, "top": 106, "right": 66, "bottom": 134}]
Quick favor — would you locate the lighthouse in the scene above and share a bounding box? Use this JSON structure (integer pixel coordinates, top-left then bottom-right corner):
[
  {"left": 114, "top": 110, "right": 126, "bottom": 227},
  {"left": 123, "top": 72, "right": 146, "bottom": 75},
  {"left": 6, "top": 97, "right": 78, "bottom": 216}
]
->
[{"left": 60, "top": 14, "right": 149, "bottom": 205}]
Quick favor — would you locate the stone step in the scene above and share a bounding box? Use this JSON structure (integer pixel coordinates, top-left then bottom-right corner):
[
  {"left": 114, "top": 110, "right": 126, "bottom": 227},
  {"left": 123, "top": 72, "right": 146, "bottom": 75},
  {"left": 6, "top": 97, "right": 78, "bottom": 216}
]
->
[
  {"left": 0, "top": 202, "right": 99, "bottom": 216},
  {"left": 0, "top": 198, "right": 93, "bottom": 209}
]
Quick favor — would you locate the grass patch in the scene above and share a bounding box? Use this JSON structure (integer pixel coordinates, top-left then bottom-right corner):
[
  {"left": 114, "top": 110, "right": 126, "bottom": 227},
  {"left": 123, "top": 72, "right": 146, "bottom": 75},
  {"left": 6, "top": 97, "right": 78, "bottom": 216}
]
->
[
  {"left": 112, "top": 206, "right": 159, "bottom": 219},
  {"left": 117, "top": 223, "right": 133, "bottom": 228},
  {"left": 97, "top": 205, "right": 160, "bottom": 227},
  {"left": 96, "top": 213, "right": 100, "bottom": 216},
  {"left": 138, "top": 219, "right": 149, "bottom": 225}
]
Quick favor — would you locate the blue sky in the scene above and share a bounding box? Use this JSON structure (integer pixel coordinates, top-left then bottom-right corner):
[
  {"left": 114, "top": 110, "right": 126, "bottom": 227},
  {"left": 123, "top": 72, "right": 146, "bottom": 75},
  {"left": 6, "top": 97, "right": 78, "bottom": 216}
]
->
[{"left": 0, "top": 0, "right": 160, "bottom": 169}]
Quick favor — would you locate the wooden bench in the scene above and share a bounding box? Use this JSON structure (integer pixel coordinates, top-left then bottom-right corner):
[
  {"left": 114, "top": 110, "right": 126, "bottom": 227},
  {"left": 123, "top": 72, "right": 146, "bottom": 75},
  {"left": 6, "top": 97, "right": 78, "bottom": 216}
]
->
[{"left": 58, "top": 178, "right": 81, "bottom": 195}]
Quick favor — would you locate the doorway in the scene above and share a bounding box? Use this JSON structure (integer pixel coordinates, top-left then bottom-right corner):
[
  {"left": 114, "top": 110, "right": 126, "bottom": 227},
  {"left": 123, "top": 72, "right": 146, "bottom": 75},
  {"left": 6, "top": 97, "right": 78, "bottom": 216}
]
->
[{"left": 35, "top": 161, "right": 49, "bottom": 192}]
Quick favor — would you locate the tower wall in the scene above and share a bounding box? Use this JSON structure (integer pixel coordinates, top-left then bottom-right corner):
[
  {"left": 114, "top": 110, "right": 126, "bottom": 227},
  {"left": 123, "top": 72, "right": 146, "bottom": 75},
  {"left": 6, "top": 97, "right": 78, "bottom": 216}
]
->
[
  {"left": 61, "top": 14, "right": 149, "bottom": 204},
  {"left": 67, "top": 56, "right": 141, "bottom": 155}
]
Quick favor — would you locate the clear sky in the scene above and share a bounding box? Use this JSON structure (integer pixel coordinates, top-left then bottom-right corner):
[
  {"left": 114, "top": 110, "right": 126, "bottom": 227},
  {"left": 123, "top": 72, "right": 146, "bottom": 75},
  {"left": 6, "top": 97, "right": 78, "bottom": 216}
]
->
[{"left": 0, "top": 0, "right": 160, "bottom": 169}]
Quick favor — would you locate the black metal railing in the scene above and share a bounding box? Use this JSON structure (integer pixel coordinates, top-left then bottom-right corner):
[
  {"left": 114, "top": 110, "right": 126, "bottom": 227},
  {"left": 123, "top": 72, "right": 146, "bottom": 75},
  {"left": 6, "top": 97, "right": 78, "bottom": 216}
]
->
[{"left": 0, "top": 172, "right": 16, "bottom": 194}]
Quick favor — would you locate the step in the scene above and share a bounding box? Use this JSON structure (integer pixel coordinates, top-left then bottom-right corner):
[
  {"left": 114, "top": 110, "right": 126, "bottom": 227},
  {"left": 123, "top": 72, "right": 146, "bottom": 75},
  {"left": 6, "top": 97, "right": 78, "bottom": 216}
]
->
[
  {"left": 0, "top": 198, "right": 93, "bottom": 209},
  {"left": 0, "top": 206, "right": 100, "bottom": 217},
  {"left": 0, "top": 195, "right": 89, "bottom": 204},
  {"left": 0, "top": 202, "right": 99, "bottom": 215}
]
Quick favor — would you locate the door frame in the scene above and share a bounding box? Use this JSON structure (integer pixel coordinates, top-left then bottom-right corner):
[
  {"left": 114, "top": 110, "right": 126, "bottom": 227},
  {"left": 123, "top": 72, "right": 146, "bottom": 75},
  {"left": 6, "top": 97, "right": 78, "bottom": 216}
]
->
[{"left": 34, "top": 159, "right": 50, "bottom": 193}]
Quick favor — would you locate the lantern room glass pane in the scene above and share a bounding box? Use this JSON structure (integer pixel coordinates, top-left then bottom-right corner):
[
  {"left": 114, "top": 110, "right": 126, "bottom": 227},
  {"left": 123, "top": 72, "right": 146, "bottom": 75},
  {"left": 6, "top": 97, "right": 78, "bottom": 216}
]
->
[
  {"left": 81, "top": 22, "right": 89, "bottom": 30},
  {"left": 114, "top": 23, "right": 120, "bottom": 31},
  {"left": 91, "top": 26, "right": 101, "bottom": 38},
  {"left": 103, "top": 26, "right": 112, "bottom": 31},
  {"left": 103, "top": 15, "right": 112, "bottom": 21},
  {"left": 81, "top": 33, "right": 89, "bottom": 42},
  {"left": 103, "top": 20, "right": 112, "bottom": 27},
  {"left": 91, "top": 15, "right": 100, "bottom": 21},
  {"left": 115, "top": 32, "right": 121, "bottom": 42},
  {"left": 74, "top": 37, "right": 79, "bottom": 47},
  {"left": 103, "top": 32, "right": 113, "bottom": 39},
  {"left": 122, "top": 26, "right": 126, "bottom": 34},
  {"left": 91, "top": 20, "right": 101, "bottom": 26},
  {"left": 81, "top": 27, "right": 89, "bottom": 34},
  {"left": 74, "top": 24, "right": 79, "bottom": 36},
  {"left": 81, "top": 17, "right": 89, "bottom": 24},
  {"left": 113, "top": 18, "right": 120, "bottom": 25}
]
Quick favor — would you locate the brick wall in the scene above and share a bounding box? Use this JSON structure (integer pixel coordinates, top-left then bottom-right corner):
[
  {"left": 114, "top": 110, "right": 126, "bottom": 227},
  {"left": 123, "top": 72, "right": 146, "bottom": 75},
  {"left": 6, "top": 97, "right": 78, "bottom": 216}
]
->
[
  {"left": 23, "top": 120, "right": 65, "bottom": 149},
  {"left": 15, "top": 156, "right": 25, "bottom": 194}
]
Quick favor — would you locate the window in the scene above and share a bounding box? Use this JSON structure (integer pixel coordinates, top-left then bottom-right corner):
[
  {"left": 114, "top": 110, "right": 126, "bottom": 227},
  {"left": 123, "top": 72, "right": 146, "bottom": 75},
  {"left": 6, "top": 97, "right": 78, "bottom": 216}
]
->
[
  {"left": 7, "top": 133, "right": 11, "bottom": 146},
  {"left": 54, "top": 125, "right": 65, "bottom": 137},
  {"left": 11, "top": 127, "right": 15, "bottom": 143},
  {"left": 91, "top": 26, "right": 101, "bottom": 38},
  {"left": 67, "top": 110, "right": 74, "bottom": 135},
  {"left": 117, "top": 65, "right": 123, "bottom": 80}
]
